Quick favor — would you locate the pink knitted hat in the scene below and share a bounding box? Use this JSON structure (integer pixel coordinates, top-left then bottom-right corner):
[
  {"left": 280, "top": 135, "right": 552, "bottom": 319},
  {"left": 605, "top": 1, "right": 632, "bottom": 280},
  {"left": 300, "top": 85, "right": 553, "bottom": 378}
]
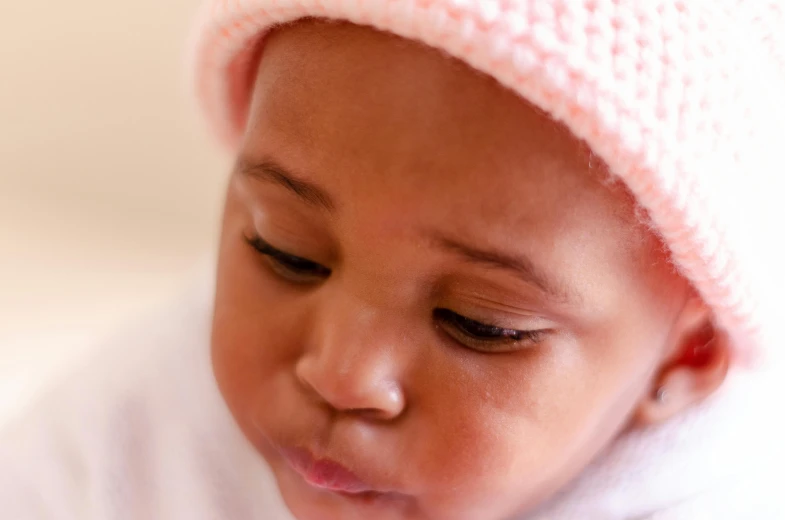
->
[{"left": 190, "top": 0, "right": 785, "bottom": 365}]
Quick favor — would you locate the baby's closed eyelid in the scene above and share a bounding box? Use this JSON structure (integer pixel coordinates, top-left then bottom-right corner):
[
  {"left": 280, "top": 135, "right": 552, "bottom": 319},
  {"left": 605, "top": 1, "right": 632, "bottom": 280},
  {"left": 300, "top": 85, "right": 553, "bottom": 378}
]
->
[
  {"left": 245, "top": 233, "right": 332, "bottom": 281},
  {"left": 433, "top": 308, "right": 550, "bottom": 353}
]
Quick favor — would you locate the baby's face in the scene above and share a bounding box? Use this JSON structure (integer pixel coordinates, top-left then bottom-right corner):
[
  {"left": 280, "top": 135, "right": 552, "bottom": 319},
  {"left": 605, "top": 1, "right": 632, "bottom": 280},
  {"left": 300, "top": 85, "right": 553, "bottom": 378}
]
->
[{"left": 212, "top": 21, "right": 687, "bottom": 520}]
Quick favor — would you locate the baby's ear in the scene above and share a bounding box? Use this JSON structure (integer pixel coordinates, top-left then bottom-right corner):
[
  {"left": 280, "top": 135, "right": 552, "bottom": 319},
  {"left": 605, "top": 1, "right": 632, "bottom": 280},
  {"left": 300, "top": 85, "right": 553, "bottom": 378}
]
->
[{"left": 634, "top": 297, "right": 731, "bottom": 426}]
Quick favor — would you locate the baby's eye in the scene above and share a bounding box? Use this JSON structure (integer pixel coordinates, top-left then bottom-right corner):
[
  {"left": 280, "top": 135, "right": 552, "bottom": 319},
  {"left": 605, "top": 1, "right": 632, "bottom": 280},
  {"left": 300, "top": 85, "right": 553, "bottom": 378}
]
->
[
  {"left": 433, "top": 308, "right": 546, "bottom": 353},
  {"left": 245, "top": 235, "right": 331, "bottom": 283}
]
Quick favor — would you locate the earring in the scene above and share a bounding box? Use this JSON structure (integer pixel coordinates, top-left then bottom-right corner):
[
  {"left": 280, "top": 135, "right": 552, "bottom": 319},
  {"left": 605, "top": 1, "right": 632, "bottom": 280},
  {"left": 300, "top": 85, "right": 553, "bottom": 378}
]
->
[{"left": 655, "top": 386, "right": 668, "bottom": 403}]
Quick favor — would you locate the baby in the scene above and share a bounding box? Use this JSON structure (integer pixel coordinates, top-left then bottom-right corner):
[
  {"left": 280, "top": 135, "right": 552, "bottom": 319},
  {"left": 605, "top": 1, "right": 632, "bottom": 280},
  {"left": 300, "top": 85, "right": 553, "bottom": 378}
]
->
[{"left": 2, "top": 1, "right": 784, "bottom": 519}]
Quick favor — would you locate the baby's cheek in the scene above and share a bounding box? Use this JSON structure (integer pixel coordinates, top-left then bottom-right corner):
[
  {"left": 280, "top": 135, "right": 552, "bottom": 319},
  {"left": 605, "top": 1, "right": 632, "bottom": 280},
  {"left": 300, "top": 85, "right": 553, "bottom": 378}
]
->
[
  {"left": 408, "top": 345, "right": 614, "bottom": 515},
  {"left": 407, "top": 399, "right": 545, "bottom": 519},
  {"left": 211, "top": 241, "right": 311, "bottom": 429}
]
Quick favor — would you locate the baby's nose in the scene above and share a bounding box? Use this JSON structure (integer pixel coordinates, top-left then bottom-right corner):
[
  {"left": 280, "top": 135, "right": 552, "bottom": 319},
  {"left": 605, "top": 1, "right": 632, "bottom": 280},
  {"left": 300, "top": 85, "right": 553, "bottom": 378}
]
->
[
  {"left": 294, "top": 300, "right": 407, "bottom": 421},
  {"left": 295, "top": 353, "right": 405, "bottom": 420}
]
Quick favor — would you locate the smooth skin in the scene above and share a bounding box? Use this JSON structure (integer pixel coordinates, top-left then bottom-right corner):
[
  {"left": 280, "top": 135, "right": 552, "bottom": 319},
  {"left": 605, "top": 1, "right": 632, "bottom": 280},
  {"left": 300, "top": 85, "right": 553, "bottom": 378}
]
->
[{"left": 211, "top": 20, "right": 729, "bottom": 520}]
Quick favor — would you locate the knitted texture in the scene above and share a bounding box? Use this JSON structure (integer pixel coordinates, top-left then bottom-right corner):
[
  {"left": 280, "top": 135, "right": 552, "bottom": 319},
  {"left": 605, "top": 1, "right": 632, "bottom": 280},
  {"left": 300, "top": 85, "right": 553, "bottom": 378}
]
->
[{"left": 190, "top": 0, "right": 785, "bottom": 365}]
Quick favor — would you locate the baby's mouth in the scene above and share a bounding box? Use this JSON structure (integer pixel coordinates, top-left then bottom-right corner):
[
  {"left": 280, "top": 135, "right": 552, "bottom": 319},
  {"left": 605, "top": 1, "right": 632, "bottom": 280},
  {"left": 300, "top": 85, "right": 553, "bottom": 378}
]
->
[
  {"left": 273, "top": 441, "right": 409, "bottom": 503},
  {"left": 279, "top": 445, "right": 377, "bottom": 494}
]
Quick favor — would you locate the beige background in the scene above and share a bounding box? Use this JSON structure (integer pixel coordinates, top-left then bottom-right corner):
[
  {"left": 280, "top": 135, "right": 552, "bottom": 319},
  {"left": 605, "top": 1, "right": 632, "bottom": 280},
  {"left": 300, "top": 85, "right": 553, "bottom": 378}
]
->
[{"left": 0, "top": 1, "right": 228, "bottom": 422}]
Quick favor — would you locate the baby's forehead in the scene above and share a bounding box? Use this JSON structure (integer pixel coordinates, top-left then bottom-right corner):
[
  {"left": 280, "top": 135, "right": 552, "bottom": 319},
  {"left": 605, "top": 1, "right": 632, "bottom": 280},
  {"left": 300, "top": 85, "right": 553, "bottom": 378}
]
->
[
  {"left": 243, "top": 20, "right": 656, "bottom": 264},
  {"left": 252, "top": 22, "right": 609, "bottom": 186}
]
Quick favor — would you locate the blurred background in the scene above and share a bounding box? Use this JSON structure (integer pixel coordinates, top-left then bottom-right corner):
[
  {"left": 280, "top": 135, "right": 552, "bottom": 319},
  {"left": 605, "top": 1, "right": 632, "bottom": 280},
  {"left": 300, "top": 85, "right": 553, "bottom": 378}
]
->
[{"left": 0, "top": 1, "right": 229, "bottom": 423}]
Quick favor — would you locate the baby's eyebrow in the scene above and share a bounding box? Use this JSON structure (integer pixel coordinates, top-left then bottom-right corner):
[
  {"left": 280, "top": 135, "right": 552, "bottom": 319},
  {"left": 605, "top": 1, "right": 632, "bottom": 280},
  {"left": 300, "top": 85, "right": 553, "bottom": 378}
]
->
[
  {"left": 429, "top": 232, "right": 572, "bottom": 303},
  {"left": 236, "top": 157, "right": 335, "bottom": 211}
]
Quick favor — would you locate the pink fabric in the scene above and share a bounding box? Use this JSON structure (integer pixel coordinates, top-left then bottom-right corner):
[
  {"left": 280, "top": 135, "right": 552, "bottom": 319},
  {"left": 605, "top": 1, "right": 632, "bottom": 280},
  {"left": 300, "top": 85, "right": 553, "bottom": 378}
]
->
[{"left": 189, "top": 0, "right": 785, "bottom": 365}]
